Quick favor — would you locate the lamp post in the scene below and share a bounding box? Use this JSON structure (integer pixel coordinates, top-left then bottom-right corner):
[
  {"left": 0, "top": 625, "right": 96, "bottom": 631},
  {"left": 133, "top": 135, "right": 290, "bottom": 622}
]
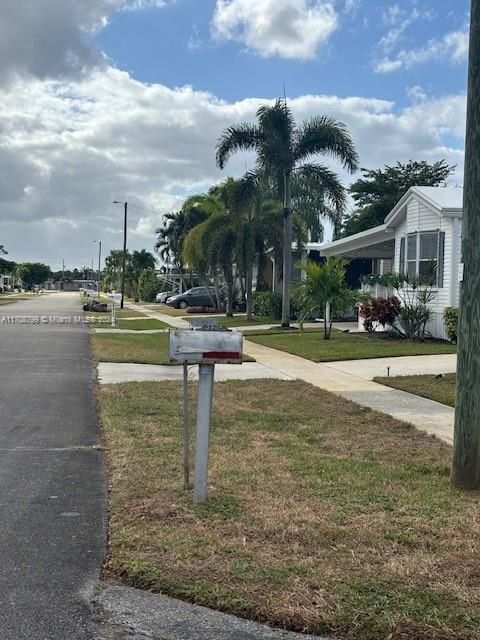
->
[
  {"left": 94, "top": 240, "right": 102, "bottom": 297},
  {"left": 113, "top": 200, "right": 128, "bottom": 309}
]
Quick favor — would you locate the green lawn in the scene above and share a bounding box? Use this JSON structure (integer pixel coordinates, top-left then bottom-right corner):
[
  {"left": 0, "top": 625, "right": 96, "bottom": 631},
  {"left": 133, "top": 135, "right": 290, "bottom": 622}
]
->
[
  {"left": 246, "top": 329, "right": 457, "bottom": 362},
  {"left": 214, "top": 315, "right": 279, "bottom": 328},
  {"left": 115, "top": 318, "right": 168, "bottom": 330},
  {"left": 92, "top": 333, "right": 173, "bottom": 364},
  {"left": 99, "top": 378, "right": 479, "bottom": 640},
  {"left": 374, "top": 373, "right": 457, "bottom": 407},
  {"left": 88, "top": 318, "right": 168, "bottom": 330},
  {"left": 115, "top": 309, "right": 147, "bottom": 319},
  {"left": 147, "top": 304, "right": 187, "bottom": 317},
  {"left": 91, "top": 332, "right": 253, "bottom": 363}
]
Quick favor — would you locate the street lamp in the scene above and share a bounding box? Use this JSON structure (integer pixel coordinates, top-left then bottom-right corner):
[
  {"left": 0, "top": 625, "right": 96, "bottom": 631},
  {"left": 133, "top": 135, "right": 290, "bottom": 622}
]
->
[
  {"left": 93, "top": 240, "right": 102, "bottom": 297},
  {"left": 112, "top": 200, "right": 128, "bottom": 309}
]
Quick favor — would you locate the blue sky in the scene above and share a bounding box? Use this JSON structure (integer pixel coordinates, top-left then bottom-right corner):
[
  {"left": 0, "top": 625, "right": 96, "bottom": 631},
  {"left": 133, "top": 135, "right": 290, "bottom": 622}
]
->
[
  {"left": 0, "top": 0, "right": 470, "bottom": 267},
  {"left": 96, "top": 0, "right": 469, "bottom": 107}
]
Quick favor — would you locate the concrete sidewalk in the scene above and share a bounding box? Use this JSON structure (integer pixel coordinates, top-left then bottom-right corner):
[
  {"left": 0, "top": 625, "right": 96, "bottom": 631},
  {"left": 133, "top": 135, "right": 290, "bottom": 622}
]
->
[
  {"left": 326, "top": 353, "right": 456, "bottom": 380},
  {"left": 98, "top": 361, "right": 293, "bottom": 384},
  {"left": 243, "top": 340, "right": 455, "bottom": 444},
  {"left": 95, "top": 585, "right": 330, "bottom": 640},
  {"left": 125, "top": 303, "right": 359, "bottom": 333}
]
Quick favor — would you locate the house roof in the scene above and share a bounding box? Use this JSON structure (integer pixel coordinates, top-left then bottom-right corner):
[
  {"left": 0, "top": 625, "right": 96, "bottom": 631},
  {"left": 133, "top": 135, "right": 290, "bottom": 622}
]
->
[
  {"left": 385, "top": 186, "right": 463, "bottom": 227},
  {"left": 319, "top": 224, "right": 395, "bottom": 258},
  {"left": 317, "top": 186, "right": 462, "bottom": 259}
]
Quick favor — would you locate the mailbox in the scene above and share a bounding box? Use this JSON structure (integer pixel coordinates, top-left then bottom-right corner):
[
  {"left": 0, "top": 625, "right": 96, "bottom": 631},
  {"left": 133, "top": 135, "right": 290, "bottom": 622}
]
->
[{"left": 169, "top": 328, "right": 243, "bottom": 364}]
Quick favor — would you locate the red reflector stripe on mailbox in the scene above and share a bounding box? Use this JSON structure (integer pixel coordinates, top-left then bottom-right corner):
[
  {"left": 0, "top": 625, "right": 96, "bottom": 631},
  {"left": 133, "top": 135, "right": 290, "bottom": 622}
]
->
[{"left": 202, "top": 351, "right": 241, "bottom": 360}]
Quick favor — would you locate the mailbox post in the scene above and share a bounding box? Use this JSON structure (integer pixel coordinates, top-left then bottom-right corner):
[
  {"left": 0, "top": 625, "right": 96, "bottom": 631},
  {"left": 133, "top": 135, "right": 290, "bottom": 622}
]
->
[
  {"left": 194, "top": 363, "right": 215, "bottom": 504},
  {"left": 169, "top": 328, "right": 243, "bottom": 504}
]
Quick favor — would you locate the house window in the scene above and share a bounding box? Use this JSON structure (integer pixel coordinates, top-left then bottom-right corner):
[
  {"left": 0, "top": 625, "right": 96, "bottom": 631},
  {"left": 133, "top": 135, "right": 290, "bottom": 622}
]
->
[{"left": 402, "top": 231, "right": 445, "bottom": 286}]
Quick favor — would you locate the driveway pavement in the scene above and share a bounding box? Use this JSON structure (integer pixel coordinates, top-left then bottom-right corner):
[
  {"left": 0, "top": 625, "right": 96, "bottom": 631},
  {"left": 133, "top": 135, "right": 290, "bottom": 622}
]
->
[{"left": 0, "top": 293, "right": 106, "bottom": 639}]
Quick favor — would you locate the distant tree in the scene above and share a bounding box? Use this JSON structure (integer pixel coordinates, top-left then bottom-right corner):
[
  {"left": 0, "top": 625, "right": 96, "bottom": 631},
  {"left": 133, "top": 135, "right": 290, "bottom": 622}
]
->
[
  {"left": 138, "top": 267, "right": 159, "bottom": 302},
  {"left": 0, "top": 257, "right": 16, "bottom": 274},
  {"left": 340, "top": 160, "right": 456, "bottom": 237},
  {"left": 128, "top": 249, "right": 156, "bottom": 297},
  {"left": 16, "top": 263, "right": 52, "bottom": 290},
  {"left": 103, "top": 250, "right": 131, "bottom": 291}
]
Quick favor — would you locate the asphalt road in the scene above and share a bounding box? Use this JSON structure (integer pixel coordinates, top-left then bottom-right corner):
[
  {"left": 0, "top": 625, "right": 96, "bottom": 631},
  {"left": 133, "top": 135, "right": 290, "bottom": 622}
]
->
[{"left": 0, "top": 293, "right": 106, "bottom": 639}]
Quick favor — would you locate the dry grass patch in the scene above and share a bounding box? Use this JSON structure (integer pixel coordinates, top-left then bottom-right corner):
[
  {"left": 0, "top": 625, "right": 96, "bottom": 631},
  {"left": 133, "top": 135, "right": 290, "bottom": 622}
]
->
[{"left": 99, "top": 379, "right": 480, "bottom": 640}]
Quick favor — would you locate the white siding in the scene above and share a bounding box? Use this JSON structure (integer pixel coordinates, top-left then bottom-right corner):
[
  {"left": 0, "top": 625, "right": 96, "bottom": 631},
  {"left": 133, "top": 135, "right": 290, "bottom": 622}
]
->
[
  {"left": 394, "top": 217, "right": 407, "bottom": 271},
  {"left": 392, "top": 195, "right": 461, "bottom": 338},
  {"left": 450, "top": 216, "right": 462, "bottom": 307}
]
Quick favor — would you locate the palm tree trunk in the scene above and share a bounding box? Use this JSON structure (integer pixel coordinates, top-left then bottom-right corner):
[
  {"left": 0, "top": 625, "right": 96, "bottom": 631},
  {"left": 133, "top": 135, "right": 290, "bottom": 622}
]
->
[
  {"left": 223, "top": 265, "right": 234, "bottom": 316},
  {"left": 245, "top": 266, "right": 253, "bottom": 321},
  {"left": 281, "top": 171, "right": 293, "bottom": 328},
  {"left": 213, "top": 271, "right": 222, "bottom": 310}
]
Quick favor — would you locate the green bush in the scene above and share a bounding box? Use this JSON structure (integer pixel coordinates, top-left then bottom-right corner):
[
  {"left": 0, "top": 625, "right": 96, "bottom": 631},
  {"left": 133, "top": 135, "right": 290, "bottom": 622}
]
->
[
  {"left": 443, "top": 307, "right": 459, "bottom": 343},
  {"left": 138, "top": 268, "right": 159, "bottom": 303},
  {"left": 252, "top": 291, "right": 282, "bottom": 319}
]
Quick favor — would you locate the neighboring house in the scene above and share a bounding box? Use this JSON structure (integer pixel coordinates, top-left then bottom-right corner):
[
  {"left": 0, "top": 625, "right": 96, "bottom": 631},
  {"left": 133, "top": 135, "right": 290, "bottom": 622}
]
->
[{"left": 316, "top": 186, "right": 464, "bottom": 339}]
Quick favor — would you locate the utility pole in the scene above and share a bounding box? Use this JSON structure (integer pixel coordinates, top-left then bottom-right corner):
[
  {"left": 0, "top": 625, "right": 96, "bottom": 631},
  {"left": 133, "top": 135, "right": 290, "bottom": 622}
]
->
[
  {"left": 94, "top": 240, "right": 102, "bottom": 297},
  {"left": 62, "top": 258, "right": 65, "bottom": 291},
  {"left": 113, "top": 200, "right": 128, "bottom": 309},
  {"left": 452, "top": 0, "right": 480, "bottom": 490}
]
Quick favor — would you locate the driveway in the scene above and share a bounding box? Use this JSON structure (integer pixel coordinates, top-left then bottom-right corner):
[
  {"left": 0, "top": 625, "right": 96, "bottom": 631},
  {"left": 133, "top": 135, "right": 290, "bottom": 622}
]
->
[{"left": 0, "top": 293, "right": 106, "bottom": 639}]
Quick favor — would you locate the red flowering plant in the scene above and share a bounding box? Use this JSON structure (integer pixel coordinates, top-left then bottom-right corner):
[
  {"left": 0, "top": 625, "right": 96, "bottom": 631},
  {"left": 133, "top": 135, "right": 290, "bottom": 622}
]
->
[{"left": 359, "top": 296, "right": 401, "bottom": 333}]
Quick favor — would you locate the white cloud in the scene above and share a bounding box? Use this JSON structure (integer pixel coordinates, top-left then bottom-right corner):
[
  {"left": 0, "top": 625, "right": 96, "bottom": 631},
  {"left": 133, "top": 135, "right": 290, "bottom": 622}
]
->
[
  {"left": 375, "top": 27, "right": 469, "bottom": 73},
  {"left": 211, "top": 0, "right": 338, "bottom": 60},
  {"left": 0, "top": 65, "right": 466, "bottom": 265},
  {"left": 344, "top": 0, "right": 361, "bottom": 14},
  {"left": 0, "top": 0, "right": 172, "bottom": 85}
]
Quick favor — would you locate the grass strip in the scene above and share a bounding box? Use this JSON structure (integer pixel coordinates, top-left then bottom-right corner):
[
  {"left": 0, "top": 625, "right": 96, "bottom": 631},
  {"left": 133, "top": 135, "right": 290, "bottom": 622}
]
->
[
  {"left": 246, "top": 330, "right": 457, "bottom": 362},
  {"left": 99, "top": 378, "right": 479, "bottom": 640},
  {"left": 374, "top": 373, "right": 457, "bottom": 407}
]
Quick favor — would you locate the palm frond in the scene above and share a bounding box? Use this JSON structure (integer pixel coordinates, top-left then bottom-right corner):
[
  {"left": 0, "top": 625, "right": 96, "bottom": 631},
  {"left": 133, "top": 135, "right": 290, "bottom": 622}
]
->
[
  {"left": 256, "top": 99, "right": 295, "bottom": 173},
  {"left": 295, "top": 116, "right": 359, "bottom": 172},
  {"left": 293, "top": 163, "right": 347, "bottom": 224},
  {"left": 215, "top": 123, "right": 260, "bottom": 169}
]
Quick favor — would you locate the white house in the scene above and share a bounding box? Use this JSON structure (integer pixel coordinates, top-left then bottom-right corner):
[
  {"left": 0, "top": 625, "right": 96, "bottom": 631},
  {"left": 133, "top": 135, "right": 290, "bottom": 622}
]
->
[{"left": 315, "top": 186, "right": 464, "bottom": 339}]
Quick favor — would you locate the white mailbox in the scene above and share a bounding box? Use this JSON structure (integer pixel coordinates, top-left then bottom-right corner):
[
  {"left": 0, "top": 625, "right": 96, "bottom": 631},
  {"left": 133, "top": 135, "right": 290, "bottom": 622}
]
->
[{"left": 169, "top": 328, "right": 243, "bottom": 365}]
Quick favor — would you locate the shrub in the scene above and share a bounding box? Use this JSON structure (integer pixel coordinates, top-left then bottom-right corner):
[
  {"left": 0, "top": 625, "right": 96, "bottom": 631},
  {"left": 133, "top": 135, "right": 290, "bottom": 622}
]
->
[
  {"left": 252, "top": 291, "right": 282, "bottom": 319},
  {"left": 359, "top": 296, "right": 401, "bottom": 333},
  {"left": 138, "top": 268, "right": 159, "bottom": 303},
  {"left": 381, "top": 273, "right": 436, "bottom": 340},
  {"left": 443, "top": 307, "right": 459, "bottom": 344}
]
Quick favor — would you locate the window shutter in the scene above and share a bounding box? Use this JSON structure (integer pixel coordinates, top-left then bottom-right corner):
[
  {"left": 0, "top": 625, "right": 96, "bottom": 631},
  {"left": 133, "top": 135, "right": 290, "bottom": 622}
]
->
[
  {"left": 399, "top": 237, "right": 405, "bottom": 273},
  {"left": 437, "top": 231, "right": 445, "bottom": 287}
]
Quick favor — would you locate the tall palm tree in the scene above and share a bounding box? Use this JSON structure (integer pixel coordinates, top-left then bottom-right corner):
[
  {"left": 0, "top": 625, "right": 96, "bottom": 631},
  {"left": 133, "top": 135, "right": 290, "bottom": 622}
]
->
[
  {"left": 216, "top": 98, "right": 359, "bottom": 327},
  {"left": 182, "top": 191, "right": 239, "bottom": 315},
  {"left": 229, "top": 173, "right": 283, "bottom": 319}
]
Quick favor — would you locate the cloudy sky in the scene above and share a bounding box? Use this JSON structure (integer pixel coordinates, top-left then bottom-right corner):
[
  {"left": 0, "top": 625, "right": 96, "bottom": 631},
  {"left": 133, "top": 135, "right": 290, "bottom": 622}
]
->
[{"left": 0, "top": 0, "right": 469, "bottom": 270}]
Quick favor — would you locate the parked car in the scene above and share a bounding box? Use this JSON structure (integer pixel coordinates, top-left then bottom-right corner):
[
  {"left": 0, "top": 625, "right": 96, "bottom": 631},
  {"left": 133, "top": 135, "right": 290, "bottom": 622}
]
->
[
  {"left": 155, "top": 290, "right": 177, "bottom": 304},
  {"left": 166, "top": 286, "right": 218, "bottom": 309}
]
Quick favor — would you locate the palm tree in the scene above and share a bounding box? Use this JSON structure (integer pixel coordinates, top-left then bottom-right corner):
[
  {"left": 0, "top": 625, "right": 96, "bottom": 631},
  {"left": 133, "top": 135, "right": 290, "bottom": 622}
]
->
[
  {"left": 229, "top": 173, "right": 283, "bottom": 320},
  {"left": 182, "top": 191, "right": 238, "bottom": 315},
  {"left": 129, "top": 249, "right": 156, "bottom": 298},
  {"left": 291, "top": 257, "right": 355, "bottom": 339},
  {"left": 216, "top": 98, "right": 359, "bottom": 327}
]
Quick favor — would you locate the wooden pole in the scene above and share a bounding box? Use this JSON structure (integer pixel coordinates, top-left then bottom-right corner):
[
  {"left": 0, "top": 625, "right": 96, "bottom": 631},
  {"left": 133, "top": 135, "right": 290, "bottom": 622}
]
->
[{"left": 452, "top": 0, "right": 480, "bottom": 489}]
